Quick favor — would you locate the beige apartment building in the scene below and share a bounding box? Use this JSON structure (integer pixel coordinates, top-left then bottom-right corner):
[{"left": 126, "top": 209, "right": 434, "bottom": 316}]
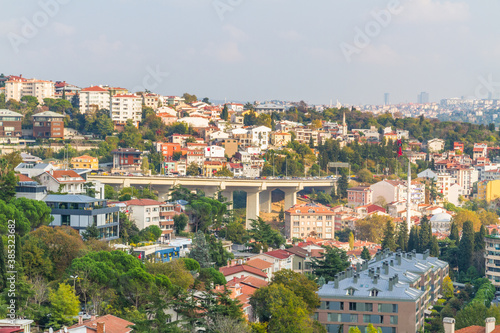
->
[
  {"left": 5, "top": 77, "right": 55, "bottom": 103},
  {"left": 284, "top": 203, "right": 335, "bottom": 240}
]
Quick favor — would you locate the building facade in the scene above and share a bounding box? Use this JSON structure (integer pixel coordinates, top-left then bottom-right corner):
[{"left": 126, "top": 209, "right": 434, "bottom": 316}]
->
[
  {"left": 110, "top": 94, "right": 142, "bottom": 127},
  {"left": 79, "top": 86, "right": 111, "bottom": 114},
  {"left": 284, "top": 203, "right": 336, "bottom": 240},
  {"left": 0, "top": 109, "right": 22, "bottom": 143},
  {"left": 32, "top": 111, "right": 65, "bottom": 138},
  {"left": 5, "top": 77, "right": 55, "bottom": 103},
  {"left": 71, "top": 155, "right": 99, "bottom": 170},
  {"left": 44, "top": 194, "right": 120, "bottom": 240}
]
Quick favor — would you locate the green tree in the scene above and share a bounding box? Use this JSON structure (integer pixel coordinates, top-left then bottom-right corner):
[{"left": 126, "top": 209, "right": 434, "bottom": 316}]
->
[
  {"left": 360, "top": 246, "right": 371, "bottom": 261},
  {"left": 366, "top": 324, "right": 382, "bottom": 333},
  {"left": 0, "top": 236, "right": 6, "bottom": 289},
  {"left": 408, "top": 226, "right": 419, "bottom": 252},
  {"left": 270, "top": 269, "right": 320, "bottom": 312},
  {"left": 186, "top": 162, "right": 200, "bottom": 176},
  {"left": 220, "top": 104, "right": 229, "bottom": 121},
  {"left": 173, "top": 214, "right": 188, "bottom": 234},
  {"left": 250, "top": 283, "right": 316, "bottom": 333},
  {"left": 311, "top": 246, "right": 349, "bottom": 282},
  {"left": 206, "top": 234, "right": 234, "bottom": 268},
  {"left": 248, "top": 217, "right": 285, "bottom": 252},
  {"left": 348, "top": 232, "right": 354, "bottom": 250},
  {"left": 182, "top": 93, "right": 197, "bottom": 104},
  {"left": 449, "top": 221, "right": 459, "bottom": 243},
  {"left": 381, "top": 220, "right": 397, "bottom": 251},
  {"left": 430, "top": 236, "right": 440, "bottom": 257},
  {"left": 396, "top": 220, "right": 408, "bottom": 252},
  {"left": 459, "top": 221, "right": 475, "bottom": 273},
  {"left": 475, "top": 225, "right": 486, "bottom": 251},
  {"left": 189, "top": 231, "right": 211, "bottom": 268},
  {"left": 418, "top": 216, "right": 432, "bottom": 252},
  {"left": 357, "top": 168, "right": 373, "bottom": 183},
  {"left": 348, "top": 328, "right": 361, "bottom": 333},
  {"left": 48, "top": 283, "right": 80, "bottom": 329},
  {"left": 119, "top": 119, "right": 143, "bottom": 149},
  {"left": 12, "top": 197, "right": 53, "bottom": 229},
  {"left": 215, "top": 167, "right": 233, "bottom": 177},
  {"left": 0, "top": 158, "right": 18, "bottom": 202},
  {"left": 81, "top": 222, "right": 100, "bottom": 240},
  {"left": 337, "top": 174, "right": 348, "bottom": 199}
]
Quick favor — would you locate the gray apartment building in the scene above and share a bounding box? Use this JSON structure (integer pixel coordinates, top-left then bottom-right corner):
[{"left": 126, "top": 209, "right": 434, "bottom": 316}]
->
[{"left": 316, "top": 249, "right": 449, "bottom": 333}]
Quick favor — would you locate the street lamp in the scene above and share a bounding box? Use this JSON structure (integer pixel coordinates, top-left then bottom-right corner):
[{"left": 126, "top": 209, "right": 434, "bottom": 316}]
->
[{"left": 70, "top": 275, "right": 78, "bottom": 290}]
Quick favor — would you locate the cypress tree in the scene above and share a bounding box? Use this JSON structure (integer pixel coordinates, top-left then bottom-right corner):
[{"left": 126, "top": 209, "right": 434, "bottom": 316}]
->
[
  {"left": 220, "top": 104, "right": 229, "bottom": 121},
  {"left": 474, "top": 225, "right": 486, "bottom": 251},
  {"left": 381, "top": 220, "right": 397, "bottom": 251},
  {"left": 361, "top": 246, "right": 371, "bottom": 261},
  {"left": 458, "top": 221, "right": 475, "bottom": 273},
  {"left": 419, "top": 216, "right": 432, "bottom": 252},
  {"left": 430, "top": 236, "right": 440, "bottom": 257},
  {"left": 408, "top": 226, "right": 419, "bottom": 252},
  {"left": 449, "top": 222, "right": 459, "bottom": 243},
  {"left": 396, "top": 220, "right": 409, "bottom": 252},
  {"left": 338, "top": 174, "right": 348, "bottom": 199}
]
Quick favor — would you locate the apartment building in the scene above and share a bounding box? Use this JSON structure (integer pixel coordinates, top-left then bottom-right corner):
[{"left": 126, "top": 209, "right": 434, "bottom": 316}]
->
[
  {"left": 79, "top": 86, "right": 111, "bottom": 113},
  {"left": 270, "top": 132, "right": 292, "bottom": 147},
  {"left": 111, "top": 148, "right": 143, "bottom": 173},
  {"left": 284, "top": 203, "right": 335, "bottom": 240},
  {"left": 0, "top": 109, "right": 22, "bottom": 143},
  {"left": 142, "top": 93, "right": 163, "bottom": 110},
  {"left": 44, "top": 194, "right": 120, "bottom": 240},
  {"left": 347, "top": 187, "right": 373, "bottom": 208},
  {"left": 71, "top": 155, "right": 99, "bottom": 170},
  {"left": 250, "top": 126, "right": 271, "bottom": 149},
  {"left": 485, "top": 234, "right": 500, "bottom": 288},
  {"left": 39, "top": 170, "right": 86, "bottom": 195},
  {"left": 448, "top": 166, "right": 478, "bottom": 196},
  {"left": 32, "top": 111, "right": 64, "bottom": 138},
  {"left": 5, "top": 77, "right": 55, "bottom": 103},
  {"left": 316, "top": 249, "right": 449, "bottom": 333},
  {"left": 124, "top": 198, "right": 163, "bottom": 230},
  {"left": 110, "top": 94, "right": 142, "bottom": 127}
]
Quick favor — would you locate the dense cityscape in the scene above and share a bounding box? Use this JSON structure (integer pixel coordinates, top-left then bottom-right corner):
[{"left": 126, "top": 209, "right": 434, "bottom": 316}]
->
[{"left": 2, "top": 0, "right": 500, "bottom": 332}]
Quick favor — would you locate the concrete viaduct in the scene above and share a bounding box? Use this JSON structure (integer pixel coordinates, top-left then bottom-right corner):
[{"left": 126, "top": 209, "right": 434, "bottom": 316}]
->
[{"left": 88, "top": 175, "right": 335, "bottom": 228}]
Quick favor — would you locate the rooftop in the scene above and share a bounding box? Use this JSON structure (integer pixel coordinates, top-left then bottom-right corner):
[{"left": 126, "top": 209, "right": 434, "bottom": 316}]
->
[{"left": 44, "top": 194, "right": 103, "bottom": 203}]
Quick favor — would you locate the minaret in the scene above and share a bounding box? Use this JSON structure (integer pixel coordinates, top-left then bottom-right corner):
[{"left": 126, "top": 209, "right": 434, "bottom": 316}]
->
[
  {"left": 406, "top": 160, "right": 412, "bottom": 228},
  {"left": 342, "top": 111, "right": 347, "bottom": 136}
]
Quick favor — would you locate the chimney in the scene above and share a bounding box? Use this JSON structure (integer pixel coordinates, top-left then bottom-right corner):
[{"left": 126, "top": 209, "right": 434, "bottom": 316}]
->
[
  {"left": 388, "top": 277, "right": 393, "bottom": 291},
  {"left": 334, "top": 274, "right": 339, "bottom": 288},
  {"left": 363, "top": 260, "right": 368, "bottom": 271},
  {"left": 78, "top": 315, "right": 83, "bottom": 325},
  {"left": 356, "top": 262, "right": 361, "bottom": 272},
  {"left": 376, "top": 251, "right": 382, "bottom": 261},
  {"left": 97, "top": 322, "right": 105, "bottom": 333},
  {"left": 383, "top": 262, "right": 389, "bottom": 275},
  {"left": 423, "top": 249, "right": 430, "bottom": 260},
  {"left": 443, "top": 317, "right": 455, "bottom": 333},
  {"left": 353, "top": 273, "right": 358, "bottom": 283},
  {"left": 394, "top": 273, "right": 399, "bottom": 284},
  {"left": 369, "top": 268, "right": 374, "bottom": 278},
  {"left": 376, "top": 267, "right": 381, "bottom": 275},
  {"left": 390, "top": 259, "right": 394, "bottom": 267},
  {"left": 486, "top": 317, "right": 496, "bottom": 333},
  {"left": 396, "top": 253, "right": 401, "bottom": 265},
  {"left": 373, "top": 274, "right": 378, "bottom": 284}
]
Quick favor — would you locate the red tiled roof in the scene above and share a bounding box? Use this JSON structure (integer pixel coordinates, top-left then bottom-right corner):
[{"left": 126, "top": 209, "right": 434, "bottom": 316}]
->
[
  {"left": 285, "top": 246, "right": 308, "bottom": 258},
  {"left": 245, "top": 258, "right": 273, "bottom": 270},
  {"left": 68, "top": 314, "right": 134, "bottom": 333},
  {"left": 264, "top": 249, "right": 293, "bottom": 260},
  {"left": 46, "top": 170, "right": 85, "bottom": 183},
  {"left": 18, "top": 174, "right": 33, "bottom": 182},
  {"left": 455, "top": 326, "right": 485, "bottom": 333},
  {"left": 81, "top": 86, "right": 108, "bottom": 92},
  {"left": 124, "top": 198, "right": 164, "bottom": 206},
  {"left": 286, "top": 203, "right": 334, "bottom": 214},
  {"left": 219, "top": 264, "right": 268, "bottom": 279}
]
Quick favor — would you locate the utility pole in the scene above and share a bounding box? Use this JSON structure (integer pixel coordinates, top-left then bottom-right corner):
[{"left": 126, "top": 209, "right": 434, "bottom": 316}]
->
[{"left": 406, "top": 159, "right": 411, "bottom": 229}]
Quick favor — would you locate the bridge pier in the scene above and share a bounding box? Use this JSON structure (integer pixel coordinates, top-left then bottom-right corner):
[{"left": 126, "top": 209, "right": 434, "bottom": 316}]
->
[
  {"left": 246, "top": 189, "right": 261, "bottom": 229},
  {"left": 284, "top": 188, "right": 299, "bottom": 210},
  {"left": 222, "top": 190, "right": 233, "bottom": 210},
  {"left": 259, "top": 189, "right": 272, "bottom": 213}
]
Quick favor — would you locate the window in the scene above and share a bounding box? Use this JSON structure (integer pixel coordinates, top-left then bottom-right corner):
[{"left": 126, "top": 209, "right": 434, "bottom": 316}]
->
[
  {"left": 146, "top": 217, "right": 150, "bottom": 222},
  {"left": 390, "top": 315, "right": 398, "bottom": 324},
  {"left": 363, "top": 315, "right": 371, "bottom": 323},
  {"left": 365, "top": 303, "right": 373, "bottom": 312},
  {"left": 328, "top": 313, "right": 341, "bottom": 322},
  {"left": 61, "top": 215, "right": 70, "bottom": 226},
  {"left": 346, "top": 288, "right": 355, "bottom": 296},
  {"left": 370, "top": 289, "right": 379, "bottom": 297},
  {"left": 349, "top": 302, "right": 357, "bottom": 311}
]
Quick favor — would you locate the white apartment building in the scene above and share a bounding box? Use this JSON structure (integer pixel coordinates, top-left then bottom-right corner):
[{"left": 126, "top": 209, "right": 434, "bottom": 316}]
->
[
  {"left": 436, "top": 173, "right": 452, "bottom": 203},
  {"left": 39, "top": 170, "right": 85, "bottom": 195},
  {"left": 204, "top": 145, "right": 225, "bottom": 158},
  {"left": 476, "top": 163, "right": 500, "bottom": 181},
  {"left": 449, "top": 166, "right": 478, "bottom": 196},
  {"left": 110, "top": 94, "right": 142, "bottom": 127},
  {"left": 124, "top": 198, "right": 163, "bottom": 230},
  {"left": 5, "top": 77, "right": 55, "bottom": 103},
  {"left": 250, "top": 126, "right": 271, "bottom": 149},
  {"left": 79, "top": 86, "right": 111, "bottom": 113}
]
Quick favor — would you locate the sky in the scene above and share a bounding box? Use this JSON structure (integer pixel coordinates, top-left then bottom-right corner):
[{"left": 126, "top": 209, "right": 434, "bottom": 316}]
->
[{"left": 1, "top": 0, "right": 500, "bottom": 105}]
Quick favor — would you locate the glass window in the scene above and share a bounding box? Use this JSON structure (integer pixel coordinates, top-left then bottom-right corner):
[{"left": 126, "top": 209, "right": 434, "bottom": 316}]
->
[
  {"left": 363, "top": 315, "right": 371, "bottom": 323},
  {"left": 349, "top": 302, "right": 357, "bottom": 311},
  {"left": 61, "top": 215, "right": 70, "bottom": 226},
  {"left": 328, "top": 313, "right": 341, "bottom": 322},
  {"left": 390, "top": 315, "right": 398, "bottom": 324}
]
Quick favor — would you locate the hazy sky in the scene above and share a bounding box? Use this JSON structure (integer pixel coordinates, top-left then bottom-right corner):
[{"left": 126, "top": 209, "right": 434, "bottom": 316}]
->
[{"left": 2, "top": 0, "right": 499, "bottom": 105}]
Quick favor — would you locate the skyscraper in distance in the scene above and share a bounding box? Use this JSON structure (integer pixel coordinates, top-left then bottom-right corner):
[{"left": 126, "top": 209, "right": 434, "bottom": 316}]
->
[
  {"left": 384, "top": 92, "right": 390, "bottom": 105},
  {"left": 417, "top": 92, "right": 429, "bottom": 104}
]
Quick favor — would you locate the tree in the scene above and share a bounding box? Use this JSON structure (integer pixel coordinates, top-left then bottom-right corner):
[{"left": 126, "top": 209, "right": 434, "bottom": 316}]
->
[
  {"left": 459, "top": 221, "right": 475, "bottom": 273},
  {"left": 357, "top": 168, "right": 373, "bottom": 183},
  {"left": 206, "top": 234, "right": 234, "bottom": 268},
  {"left": 146, "top": 259, "right": 194, "bottom": 290},
  {"left": 408, "top": 226, "right": 419, "bottom": 252},
  {"left": 182, "top": 93, "right": 197, "bottom": 104},
  {"left": 198, "top": 267, "right": 227, "bottom": 288},
  {"left": 381, "top": 220, "right": 397, "bottom": 251},
  {"left": 12, "top": 197, "right": 53, "bottom": 229},
  {"left": 443, "top": 276, "right": 454, "bottom": 299},
  {"left": 450, "top": 221, "right": 460, "bottom": 243},
  {"left": 278, "top": 206, "right": 285, "bottom": 223},
  {"left": 396, "top": 220, "right": 408, "bottom": 252},
  {"left": 119, "top": 119, "right": 143, "bottom": 149},
  {"left": 270, "top": 270, "right": 320, "bottom": 312},
  {"left": 186, "top": 162, "right": 200, "bottom": 176},
  {"left": 220, "top": 104, "right": 229, "bottom": 121},
  {"left": 475, "top": 225, "right": 486, "bottom": 251},
  {"left": 311, "top": 246, "right": 349, "bottom": 282},
  {"left": 81, "top": 222, "right": 100, "bottom": 240},
  {"left": 248, "top": 217, "right": 285, "bottom": 252},
  {"left": 250, "top": 283, "right": 316, "bottom": 333},
  {"left": 215, "top": 167, "right": 233, "bottom": 177},
  {"left": 189, "top": 231, "right": 211, "bottom": 268},
  {"left": 418, "top": 216, "right": 432, "bottom": 252},
  {"left": 0, "top": 158, "right": 18, "bottom": 202},
  {"left": 348, "top": 328, "right": 361, "bottom": 333},
  {"left": 356, "top": 215, "right": 393, "bottom": 243},
  {"left": 48, "top": 283, "right": 80, "bottom": 329},
  {"left": 430, "top": 236, "right": 440, "bottom": 256},
  {"left": 367, "top": 324, "right": 382, "bottom": 333},
  {"left": 348, "top": 232, "right": 354, "bottom": 250},
  {"left": 361, "top": 246, "right": 371, "bottom": 261},
  {"left": 173, "top": 214, "right": 188, "bottom": 234},
  {"left": 337, "top": 174, "right": 348, "bottom": 199},
  {"left": 453, "top": 210, "right": 481, "bottom": 231}
]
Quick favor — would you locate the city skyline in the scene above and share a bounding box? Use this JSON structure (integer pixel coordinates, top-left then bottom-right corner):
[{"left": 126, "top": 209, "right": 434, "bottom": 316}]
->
[{"left": 1, "top": 0, "right": 499, "bottom": 105}]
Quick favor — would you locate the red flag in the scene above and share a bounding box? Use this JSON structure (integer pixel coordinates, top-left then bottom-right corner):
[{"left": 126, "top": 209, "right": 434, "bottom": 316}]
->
[{"left": 397, "top": 139, "right": 403, "bottom": 157}]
